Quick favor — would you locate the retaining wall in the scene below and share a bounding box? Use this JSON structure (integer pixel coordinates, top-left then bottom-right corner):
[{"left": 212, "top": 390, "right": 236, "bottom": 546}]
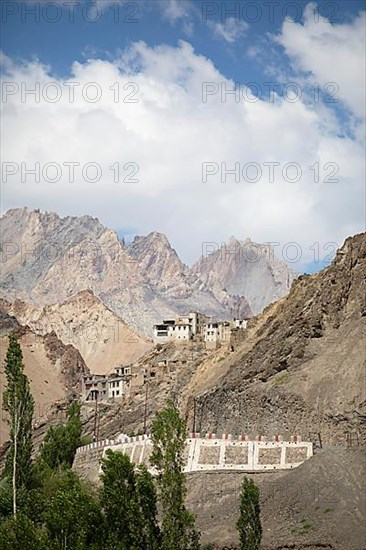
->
[{"left": 76, "top": 434, "right": 313, "bottom": 474}]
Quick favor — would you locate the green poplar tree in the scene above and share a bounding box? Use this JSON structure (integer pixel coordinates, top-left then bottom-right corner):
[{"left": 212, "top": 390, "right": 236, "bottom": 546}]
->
[
  {"left": 136, "top": 464, "right": 161, "bottom": 549},
  {"left": 44, "top": 469, "right": 103, "bottom": 550},
  {"left": 236, "top": 477, "right": 262, "bottom": 550},
  {"left": 40, "top": 400, "right": 82, "bottom": 470},
  {"left": 150, "top": 400, "right": 200, "bottom": 550},
  {"left": 0, "top": 512, "right": 49, "bottom": 550},
  {"left": 100, "top": 450, "right": 145, "bottom": 550},
  {"left": 3, "top": 334, "right": 34, "bottom": 516}
]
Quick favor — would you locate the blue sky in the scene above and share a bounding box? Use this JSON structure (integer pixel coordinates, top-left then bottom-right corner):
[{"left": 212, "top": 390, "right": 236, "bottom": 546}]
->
[
  {"left": 3, "top": 1, "right": 364, "bottom": 84},
  {"left": 1, "top": 0, "right": 365, "bottom": 273}
]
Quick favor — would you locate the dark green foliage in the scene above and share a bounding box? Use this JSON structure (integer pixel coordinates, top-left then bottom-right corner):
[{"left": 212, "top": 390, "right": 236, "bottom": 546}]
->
[
  {"left": 40, "top": 401, "right": 82, "bottom": 470},
  {"left": 136, "top": 464, "right": 161, "bottom": 550},
  {"left": 0, "top": 513, "right": 49, "bottom": 550},
  {"left": 44, "top": 469, "right": 103, "bottom": 550},
  {"left": 236, "top": 477, "right": 262, "bottom": 550},
  {"left": 0, "top": 478, "right": 13, "bottom": 518},
  {"left": 100, "top": 450, "right": 146, "bottom": 549},
  {"left": 100, "top": 450, "right": 162, "bottom": 550},
  {"left": 2, "top": 334, "right": 34, "bottom": 515},
  {"left": 150, "top": 400, "right": 200, "bottom": 550}
]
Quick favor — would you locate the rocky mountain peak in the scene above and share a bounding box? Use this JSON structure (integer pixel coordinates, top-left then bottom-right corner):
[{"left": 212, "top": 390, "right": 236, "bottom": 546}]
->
[
  {"left": 192, "top": 236, "right": 297, "bottom": 315},
  {"left": 127, "top": 231, "right": 189, "bottom": 288},
  {"left": 0, "top": 208, "right": 298, "bottom": 335}
]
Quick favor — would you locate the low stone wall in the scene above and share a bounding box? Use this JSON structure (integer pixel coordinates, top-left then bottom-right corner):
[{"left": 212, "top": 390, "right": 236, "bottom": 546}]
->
[{"left": 76, "top": 434, "right": 313, "bottom": 474}]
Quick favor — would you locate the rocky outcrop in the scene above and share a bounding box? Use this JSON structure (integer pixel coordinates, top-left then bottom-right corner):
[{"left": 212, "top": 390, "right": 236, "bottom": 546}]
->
[
  {"left": 192, "top": 236, "right": 297, "bottom": 314},
  {"left": 0, "top": 303, "right": 89, "bottom": 446},
  {"left": 127, "top": 231, "right": 190, "bottom": 290},
  {"left": 1, "top": 290, "right": 152, "bottom": 374},
  {"left": 0, "top": 208, "right": 297, "bottom": 335},
  {"left": 192, "top": 233, "right": 366, "bottom": 445}
]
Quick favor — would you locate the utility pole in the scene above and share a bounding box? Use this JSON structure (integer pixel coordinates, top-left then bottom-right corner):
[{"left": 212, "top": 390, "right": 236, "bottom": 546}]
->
[
  {"left": 143, "top": 382, "right": 149, "bottom": 434},
  {"left": 192, "top": 397, "right": 196, "bottom": 433},
  {"left": 93, "top": 392, "right": 100, "bottom": 443}
]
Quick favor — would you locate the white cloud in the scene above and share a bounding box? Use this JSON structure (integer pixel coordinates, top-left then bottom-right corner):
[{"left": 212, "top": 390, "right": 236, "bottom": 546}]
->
[
  {"left": 208, "top": 18, "right": 249, "bottom": 43},
  {"left": 275, "top": 4, "right": 366, "bottom": 122},
  {"left": 1, "top": 21, "right": 365, "bottom": 270},
  {"left": 159, "top": 0, "right": 193, "bottom": 23}
]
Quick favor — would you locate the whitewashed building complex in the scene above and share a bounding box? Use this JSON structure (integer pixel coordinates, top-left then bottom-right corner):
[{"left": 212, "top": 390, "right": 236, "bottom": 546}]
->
[
  {"left": 82, "top": 365, "right": 142, "bottom": 402},
  {"left": 153, "top": 312, "right": 249, "bottom": 348},
  {"left": 153, "top": 312, "right": 209, "bottom": 344}
]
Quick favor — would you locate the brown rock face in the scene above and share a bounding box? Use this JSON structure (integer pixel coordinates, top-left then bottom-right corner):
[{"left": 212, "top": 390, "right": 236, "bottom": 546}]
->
[
  {"left": 2, "top": 290, "right": 152, "bottom": 374},
  {"left": 0, "top": 208, "right": 297, "bottom": 335},
  {"left": 0, "top": 304, "right": 89, "bottom": 447},
  {"left": 192, "top": 233, "right": 366, "bottom": 445}
]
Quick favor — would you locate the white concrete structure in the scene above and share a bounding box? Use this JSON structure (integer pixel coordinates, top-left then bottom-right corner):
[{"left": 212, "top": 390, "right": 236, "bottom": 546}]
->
[
  {"left": 233, "top": 318, "right": 248, "bottom": 329},
  {"left": 152, "top": 311, "right": 209, "bottom": 345},
  {"left": 107, "top": 376, "right": 129, "bottom": 399},
  {"left": 76, "top": 434, "right": 313, "bottom": 474},
  {"left": 82, "top": 365, "right": 136, "bottom": 402},
  {"left": 114, "top": 366, "right": 132, "bottom": 376},
  {"left": 204, "top": 322, "right": 220, "bottom": 346},
  {"left": 152, "top": 323, "right": 192, "bottom": 344}
]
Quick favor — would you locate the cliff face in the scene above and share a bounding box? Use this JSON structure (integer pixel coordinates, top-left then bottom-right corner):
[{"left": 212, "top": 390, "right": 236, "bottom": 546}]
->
[
  {"left": 0, "top": 208, "right": 296, "bottom": 335},
  {"left": 0, "top": 305, "right": 89, "bottom": 446},
  {"left": 0, "top": 208, "right": 153, "bottom": 334},
  {"left": 2, "top": 290, "right": 152, "bottom": 374},
  {"left": 191, "top": 233, "right": 366, "bottom": 444},
  {"left": 191, "top": 237, "right": 297, "bottom": 315}
]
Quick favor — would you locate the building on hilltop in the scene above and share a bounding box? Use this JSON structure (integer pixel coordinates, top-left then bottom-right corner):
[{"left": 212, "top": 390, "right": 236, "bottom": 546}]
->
[
  {"left": 204, "top": 318, "right": 248, "bottom": 349},
  {"left": 107, "top": 376, "right": 128, "bottom": 399},
  {"left": 153, "top": 311, "right": 209, "bottom": 345},
  {"left": 82, "top": 363, "right": 144, "bottom": 402},
  {"left": 153, "top": 311, "right": 249, "bottom": 349},
  {"left": 82, "top": 374, "right": 108, "bottom": 401}
]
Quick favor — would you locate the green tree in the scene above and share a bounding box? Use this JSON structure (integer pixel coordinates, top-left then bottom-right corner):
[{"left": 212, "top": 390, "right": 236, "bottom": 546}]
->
[
  {"left": 40, "top": 400, "right": 82, "bottom": 470},
  {"left": 136, "top": 464, "right": 161, "bottom": 550},
  {"left": 44, "top": 469, "right": 103, "bottom": 550},
  {"left": 150, "top": 400, "right": 200, "bottom": 550},
  {"left": 236, "top": 477, "right": 262, "bottom": 550},
  {"left": 0, "top": 513, "right": 49, "bottom": 550},
  {"left": 100, "top": 450, "right": 145, "bottom": 549},
  {"left": 3, "top": 334, "right": 34, "bottom": 516}
]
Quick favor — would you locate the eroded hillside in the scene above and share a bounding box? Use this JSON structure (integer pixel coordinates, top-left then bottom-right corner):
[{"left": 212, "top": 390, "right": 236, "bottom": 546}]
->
[
  {"left": 190, "top": 232, "right": 366, "bottom": 444},
  {"left": 1, "top": 290, "right": 152, "bottom": 374},
  {"left": 0, "top": 309, "right": 88, "bottom": 446}
]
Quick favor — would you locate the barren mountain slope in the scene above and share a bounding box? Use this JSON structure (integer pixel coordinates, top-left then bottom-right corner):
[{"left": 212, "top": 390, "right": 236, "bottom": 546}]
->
[
  {"left": 2, "top": 290, "right": 152, "bottom": 374},
  {"left": 127, "top": 231, "right": 253, "bottom": 319},
  {"left": 0, "top": 208, "right": 298, "bottom": 334},
  {"left": 188, "top": 233, "right": 366, "bottom": 444},
  {"left": 0, "top": 207, "right": 157, "bottom": 334},
  {"left": 69, "top": 235, "right": 365, "bottom": 448},
  {"left": 184, "top": 448, "right": 366, "bottom": 550},
  {"left": 0, "top": 309, "right": 88, "bottom": 446},
  {"left": 192, "top": 236, "right": 297, "bottom": 315}
]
